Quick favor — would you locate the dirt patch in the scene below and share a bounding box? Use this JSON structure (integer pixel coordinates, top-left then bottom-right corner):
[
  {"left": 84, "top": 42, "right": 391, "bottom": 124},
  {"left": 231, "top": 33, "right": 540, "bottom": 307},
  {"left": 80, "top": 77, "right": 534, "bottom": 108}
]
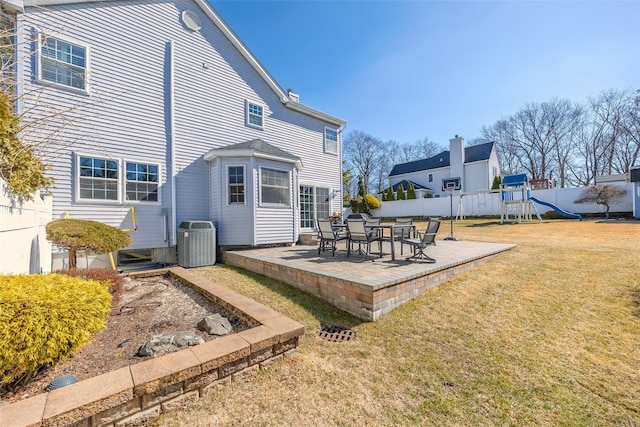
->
[{"left": 1, "top": 274, "right": 249, "bottom": 404}]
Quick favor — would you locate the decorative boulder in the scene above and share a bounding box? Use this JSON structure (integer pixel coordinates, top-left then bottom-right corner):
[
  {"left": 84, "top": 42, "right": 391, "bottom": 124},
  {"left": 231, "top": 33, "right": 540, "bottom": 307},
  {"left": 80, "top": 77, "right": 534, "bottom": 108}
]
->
[
  {"left": 198, "top": 313, "right": 233, "bottom": 336},
  {"left": 137, "top": 331, "right": 204, "bottom": 357}
]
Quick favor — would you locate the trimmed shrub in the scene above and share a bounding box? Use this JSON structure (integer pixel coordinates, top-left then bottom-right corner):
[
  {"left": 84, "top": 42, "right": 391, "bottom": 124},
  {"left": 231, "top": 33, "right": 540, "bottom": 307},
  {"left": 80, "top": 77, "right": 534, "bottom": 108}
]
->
[
  {"left": 0, "top": 274, "right": 112, "bottom": 387},
  {"left": 56, "top": 268, "right": 124, "bottom": 307},
  {"left": 407, "top": 182, "right": 416, "bottom": 199},
  {"left": 397, "top": 184, "right": 406, "bottom": 200},
  {"left": 365, "top": 194, "right": 381, "bottom": 210},
  {"left": 46, "top": 219, "right": 132, "bottom": 269},
  {"left": 491, "top": 176, "right": 502, "bottom": 190},
  {"left": 385, "top": 186, "right": 395, "bottom": 201},
  {"left": 542, "top": 210, "right": 566, "bottom": 220}
]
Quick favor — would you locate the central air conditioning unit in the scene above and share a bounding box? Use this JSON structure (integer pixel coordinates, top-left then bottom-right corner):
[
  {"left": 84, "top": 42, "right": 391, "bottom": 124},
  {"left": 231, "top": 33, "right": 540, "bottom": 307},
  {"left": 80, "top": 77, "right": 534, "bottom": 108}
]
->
[{"left": 177, "top": 221, "right": 216, "bottom": 267}]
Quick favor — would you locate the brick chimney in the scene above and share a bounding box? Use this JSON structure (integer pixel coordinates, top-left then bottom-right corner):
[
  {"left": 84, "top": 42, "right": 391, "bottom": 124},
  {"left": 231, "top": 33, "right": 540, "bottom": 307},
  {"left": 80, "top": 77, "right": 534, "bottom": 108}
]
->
[{"left": 449, "top": 135, "right": 464, "bottom": 186}]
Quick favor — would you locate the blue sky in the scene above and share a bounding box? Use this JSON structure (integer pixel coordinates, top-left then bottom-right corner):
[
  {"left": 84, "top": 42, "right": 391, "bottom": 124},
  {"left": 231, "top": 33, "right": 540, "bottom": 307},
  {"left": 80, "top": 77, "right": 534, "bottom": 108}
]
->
[{"left": 212, "top": 1, "right": 640, "bottom": 147}]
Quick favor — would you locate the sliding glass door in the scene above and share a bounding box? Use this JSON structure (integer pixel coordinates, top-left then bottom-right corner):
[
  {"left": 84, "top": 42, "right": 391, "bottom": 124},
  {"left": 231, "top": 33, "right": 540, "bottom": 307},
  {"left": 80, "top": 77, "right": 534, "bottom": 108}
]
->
[{"left": 300, "top": 186, "right": 330, "bottom": 230}]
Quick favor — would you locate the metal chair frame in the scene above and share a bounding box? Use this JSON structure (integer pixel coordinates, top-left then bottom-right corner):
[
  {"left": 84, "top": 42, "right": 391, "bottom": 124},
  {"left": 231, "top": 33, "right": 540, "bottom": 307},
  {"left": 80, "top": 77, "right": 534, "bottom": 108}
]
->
[
  {"left": 403, "top": 217, "right": 440, "bottom": 263},
  {"left": 317, "top": 218, "right": 347, "bottom": 256}
]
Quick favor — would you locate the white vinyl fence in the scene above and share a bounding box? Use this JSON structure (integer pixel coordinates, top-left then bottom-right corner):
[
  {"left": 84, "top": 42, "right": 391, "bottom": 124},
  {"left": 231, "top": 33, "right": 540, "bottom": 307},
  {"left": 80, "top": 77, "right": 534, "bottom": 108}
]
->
[
  {"left": 372, "top": 183, "right": 633, "bottom": 219},
  {"left": 0, "top": 179, "right": 52, "bottom": 274}
]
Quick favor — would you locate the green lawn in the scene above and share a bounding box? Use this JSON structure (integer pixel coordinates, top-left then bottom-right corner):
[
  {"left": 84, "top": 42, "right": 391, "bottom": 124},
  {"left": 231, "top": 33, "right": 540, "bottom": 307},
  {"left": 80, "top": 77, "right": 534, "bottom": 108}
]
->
[{"left": 153, "top": 219, "right": 640, "bottom": 426}]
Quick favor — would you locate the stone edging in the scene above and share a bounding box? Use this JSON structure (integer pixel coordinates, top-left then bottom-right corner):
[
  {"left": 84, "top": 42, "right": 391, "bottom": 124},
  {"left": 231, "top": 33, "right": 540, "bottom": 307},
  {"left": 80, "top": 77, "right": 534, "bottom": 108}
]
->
[{"left": 1, "top": 267, "right": 305, "bottom": 427}]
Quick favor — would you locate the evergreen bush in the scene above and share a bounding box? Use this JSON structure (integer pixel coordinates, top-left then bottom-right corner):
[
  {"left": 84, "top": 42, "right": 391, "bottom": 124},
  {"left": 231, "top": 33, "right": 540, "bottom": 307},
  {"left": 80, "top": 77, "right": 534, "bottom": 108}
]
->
[
  {"left": 397, "top": 184, "right": 406, "bottom": 200},
  {"left": 491, "top": 176, "right": 502, "bottom": 190},
  {"left": 0, "top": 274, "right": 112, "bottom": 387},
  {"left": 407, "top": 182, "right": 417, "bottom": 199},
  {"left": 385, "top": 186, "right": 395, "bottom": 201},
  {"left": 46, "top": 219, "right": 132, "bottom": 268}
]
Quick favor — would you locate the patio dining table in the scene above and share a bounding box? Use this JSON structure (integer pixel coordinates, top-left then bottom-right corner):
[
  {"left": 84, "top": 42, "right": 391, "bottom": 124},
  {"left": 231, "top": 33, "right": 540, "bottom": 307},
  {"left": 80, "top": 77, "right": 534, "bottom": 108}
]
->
[{"left": 368, "top": 223, "right": 416, "bottom": 261}]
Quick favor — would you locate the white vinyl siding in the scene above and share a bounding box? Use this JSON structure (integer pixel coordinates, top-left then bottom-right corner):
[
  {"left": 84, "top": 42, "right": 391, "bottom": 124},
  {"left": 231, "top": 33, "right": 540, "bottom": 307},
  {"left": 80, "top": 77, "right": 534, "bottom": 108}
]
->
[
  {"left": 39, "top": 35, "right": 89, "bottom": 92},
  {"left": 19, "top": 1, "right": 342, "bottom": 249}
]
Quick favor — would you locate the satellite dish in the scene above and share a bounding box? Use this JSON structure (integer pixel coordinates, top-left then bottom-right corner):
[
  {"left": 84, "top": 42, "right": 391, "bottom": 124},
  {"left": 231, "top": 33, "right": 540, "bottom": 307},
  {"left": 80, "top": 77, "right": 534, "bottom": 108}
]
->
[{"left": 182, "top": 10, "right": 202, "bottom": 31}]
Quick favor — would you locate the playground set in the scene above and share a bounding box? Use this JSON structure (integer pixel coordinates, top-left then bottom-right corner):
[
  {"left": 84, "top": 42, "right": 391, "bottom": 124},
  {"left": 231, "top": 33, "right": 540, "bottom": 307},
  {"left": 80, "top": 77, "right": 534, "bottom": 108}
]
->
[{"left": 499, "top": 174, "right": 582, "bottom": 223}]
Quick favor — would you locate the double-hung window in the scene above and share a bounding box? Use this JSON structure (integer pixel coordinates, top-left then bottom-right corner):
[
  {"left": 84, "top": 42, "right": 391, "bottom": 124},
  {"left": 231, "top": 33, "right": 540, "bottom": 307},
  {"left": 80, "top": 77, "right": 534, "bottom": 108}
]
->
[
  {"left": 228, "top": 166, "right": 245, "bottom": 204},
  {"left": 40, "top": 36, "right": 88, "bottom": 91},
  {"left": 79, "top": 156, "right": 118, "bottom": 201},
  {"left": 246, "top": 101, "right": 264, "bottom": 129},
  {"left": 324, "top": 127, "right": 338, "bottom": 155},
  {"left": 125, "top": 162, "right": 159, "bottom": 202},
  {"left": 428, "top": 173, "right": 434, "bottom": 183},
  {"left": 260, "top": 168, "right": 290, "bottom": 206}
]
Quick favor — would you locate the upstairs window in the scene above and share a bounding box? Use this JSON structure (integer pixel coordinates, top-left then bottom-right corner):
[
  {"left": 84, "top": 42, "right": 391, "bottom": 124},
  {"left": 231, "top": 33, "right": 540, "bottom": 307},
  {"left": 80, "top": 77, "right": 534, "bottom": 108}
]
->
[
  {"left": 40, "top": 36, "right": 88, "bottom": 91},
  {"left": 260, "top": 168, "right": 290, "bottom": 206},
  {"left": 228, "top": 166, "right": 245, "bottom": 204},
  {"left": 125, "top": 162, "right": 159, "bottom": 202},
  {"left": 246, "top": 101, "right": 264, "bottom": 129},
  {"left": 428, "top": 173, "right": 434, "bottom": 183},
  {"left": 79, "top": 156, "right": 118, "bottom": 201},
  {"left": 324, "top": 127, "right": 338, "bottom": 155}
]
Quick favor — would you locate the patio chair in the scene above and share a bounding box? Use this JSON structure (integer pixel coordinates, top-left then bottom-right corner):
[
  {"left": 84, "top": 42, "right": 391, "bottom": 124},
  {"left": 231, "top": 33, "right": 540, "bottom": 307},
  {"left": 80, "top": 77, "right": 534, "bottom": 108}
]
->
[
  {"left": 317, "top": 218, "right": 347, "bottom": 256},
  {"left": 403, "top": 217, "right": 440, "bottom": 263},
  {"left": 346, "top": 218, "right": 382, "bottom": 260},
  {"left": 393, "top": 217, "right": 414, "bottom": 255}
]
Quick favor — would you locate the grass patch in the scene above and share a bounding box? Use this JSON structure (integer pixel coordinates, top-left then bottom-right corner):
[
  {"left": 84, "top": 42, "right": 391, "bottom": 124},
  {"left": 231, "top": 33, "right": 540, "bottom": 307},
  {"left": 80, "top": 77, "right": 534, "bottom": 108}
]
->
[{"left": 153, "top": 219, "right": 640, "bottom": 426}]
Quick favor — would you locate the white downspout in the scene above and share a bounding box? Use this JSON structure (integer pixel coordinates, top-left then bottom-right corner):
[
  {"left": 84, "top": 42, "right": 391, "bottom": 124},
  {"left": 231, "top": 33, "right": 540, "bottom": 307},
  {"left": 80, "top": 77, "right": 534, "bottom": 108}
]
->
[{"left": 168, "top": 40, "right": 177, "bottom": 246}]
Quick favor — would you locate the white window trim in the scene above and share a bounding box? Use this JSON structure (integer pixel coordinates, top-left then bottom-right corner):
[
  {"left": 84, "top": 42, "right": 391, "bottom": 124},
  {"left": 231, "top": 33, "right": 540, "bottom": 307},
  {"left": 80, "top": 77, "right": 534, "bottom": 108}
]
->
[
  {"left": 75, "top": 153, "right": 161, "bottom": 205},
  {"left": 324, "top": 126, "right": 338, "bottom": 155},
  {"left": 123, "top": 159, "right": 162, "bottom": 204},
  {"left": 428, "top": 173, "right": 434, "bottom": 183},
  {"left": 245, "top": 100, "right": 264, "bottom": 130},
  {"left": 227, "top": 165, "right": 246, "bottom": 206},
  {"left": 75, "top": 153, "right": 121, "bottom": 204},
  {"left": 37, "top": 32, "right": 91, "bottom": 95},
  {"left": 259, "top": 166, "right": 291, "bottom": 208}
]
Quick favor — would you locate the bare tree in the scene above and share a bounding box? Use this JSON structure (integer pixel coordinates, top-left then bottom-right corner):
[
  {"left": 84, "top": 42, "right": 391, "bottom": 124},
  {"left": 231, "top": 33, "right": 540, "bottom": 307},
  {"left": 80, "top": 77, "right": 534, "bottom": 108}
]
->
[
  {"left": 484, "top": 98, "right": 585, "bottom": 187},
  {"left": 342, "top": 129, "right": 385, "bottom": 194},
  {"left": 574, "top": 184, "right": 627, "bottom": 218}
]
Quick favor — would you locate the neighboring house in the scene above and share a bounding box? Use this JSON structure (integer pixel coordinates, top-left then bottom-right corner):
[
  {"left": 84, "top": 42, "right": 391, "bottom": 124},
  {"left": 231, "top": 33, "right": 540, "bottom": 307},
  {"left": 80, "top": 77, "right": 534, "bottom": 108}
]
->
[
  {"left": 388, "top": 136, "right": 500, "bottom": 198},
  {"left": 4, "top": 0, "right": 345, "bottom": 267}
]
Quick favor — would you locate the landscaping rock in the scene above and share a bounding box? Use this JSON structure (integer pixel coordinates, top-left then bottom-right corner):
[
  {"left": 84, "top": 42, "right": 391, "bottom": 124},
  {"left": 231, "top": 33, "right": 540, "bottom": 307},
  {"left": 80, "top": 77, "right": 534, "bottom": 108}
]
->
[
  {"left": 198, "top": 313, "right": 233, "bottom": 336},
  {"left": 137, "top": 331, "right": 204, "bottom": 357}
]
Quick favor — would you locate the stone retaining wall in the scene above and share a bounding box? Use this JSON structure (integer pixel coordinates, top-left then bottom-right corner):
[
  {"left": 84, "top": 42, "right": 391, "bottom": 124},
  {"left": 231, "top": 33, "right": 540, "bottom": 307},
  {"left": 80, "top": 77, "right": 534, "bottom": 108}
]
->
[{"left": 1, "top": 267, "right": 304, "bottom": 427}]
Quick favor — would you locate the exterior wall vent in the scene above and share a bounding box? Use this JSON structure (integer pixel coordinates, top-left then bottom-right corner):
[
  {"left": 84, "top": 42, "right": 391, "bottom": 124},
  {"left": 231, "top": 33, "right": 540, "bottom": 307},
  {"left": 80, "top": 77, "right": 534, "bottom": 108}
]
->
[
  {"left": 182, "top": 10, "right": 202, "bottom": 31},
  {"left": 177, "top": 221, "right": 216, "bottom": 267}
]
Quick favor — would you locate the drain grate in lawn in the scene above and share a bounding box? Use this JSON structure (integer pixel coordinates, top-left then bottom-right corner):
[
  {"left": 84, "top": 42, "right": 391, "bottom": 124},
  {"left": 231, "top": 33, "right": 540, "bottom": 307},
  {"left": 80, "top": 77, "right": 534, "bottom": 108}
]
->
[{"left": 318, "top": 325, "right": 356, "bottom": 342}]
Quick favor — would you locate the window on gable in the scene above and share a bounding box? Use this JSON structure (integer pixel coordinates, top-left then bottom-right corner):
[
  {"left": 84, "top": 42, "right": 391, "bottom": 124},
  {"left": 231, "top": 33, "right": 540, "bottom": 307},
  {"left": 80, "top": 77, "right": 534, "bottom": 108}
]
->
[
  {"left": 228, "top": 166, "right": 245, "bottom": 204},
  {"left": 126, "top": 162, "right": 159, "bottom": 202},
  {"left": 324, "top": 127, "right": 338, "bottom": 155},
  {"left": 79, "top": 156, "right": 118, "bottom": 201},
  {"left": 40, "top": 36, "right": 88, "bottom": 91},
  {"left": 260, "top": 168, "right": 290, "bottom": 206},
  {"left": 246, "top": 101, "right": 264, "bottom": 129}
]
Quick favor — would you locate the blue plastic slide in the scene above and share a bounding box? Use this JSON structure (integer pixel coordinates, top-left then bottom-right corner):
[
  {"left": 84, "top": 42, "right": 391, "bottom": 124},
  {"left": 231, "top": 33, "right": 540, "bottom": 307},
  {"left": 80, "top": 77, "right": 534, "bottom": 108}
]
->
[{"left": 529, "top": 197, "right": 582, "bottom": 221}]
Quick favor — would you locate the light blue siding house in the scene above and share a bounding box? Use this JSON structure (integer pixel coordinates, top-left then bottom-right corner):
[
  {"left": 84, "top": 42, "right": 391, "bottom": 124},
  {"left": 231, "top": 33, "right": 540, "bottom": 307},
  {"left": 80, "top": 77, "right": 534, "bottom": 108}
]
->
[{"left": 6, "top": 0, "right": 345, "bottom": 267}]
